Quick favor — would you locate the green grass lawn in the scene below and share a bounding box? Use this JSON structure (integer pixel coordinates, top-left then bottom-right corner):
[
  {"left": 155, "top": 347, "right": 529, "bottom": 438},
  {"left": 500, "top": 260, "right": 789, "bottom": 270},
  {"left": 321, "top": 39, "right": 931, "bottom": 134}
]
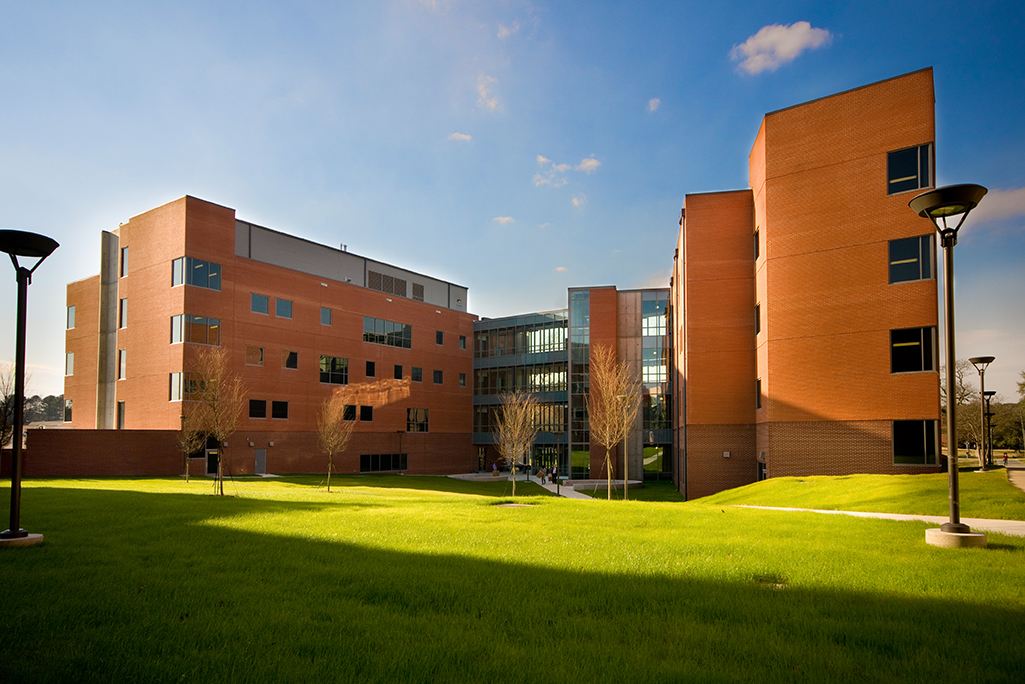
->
[
  {"left": 2, "top": 475, "right": 1025, "bottom": 683},
  {"left": 698, "top": 467, "right": 1025, "bottom": 520}
]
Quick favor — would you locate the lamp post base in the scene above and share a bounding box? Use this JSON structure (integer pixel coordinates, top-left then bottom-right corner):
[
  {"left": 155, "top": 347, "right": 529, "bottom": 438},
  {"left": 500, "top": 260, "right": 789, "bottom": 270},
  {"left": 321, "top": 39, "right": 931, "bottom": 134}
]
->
[
  {"left": 0, "top": 532, "right": 43, "bottom": 548},
  {"left": 926, "top": 528, "right": 987, "bottom": 549}
]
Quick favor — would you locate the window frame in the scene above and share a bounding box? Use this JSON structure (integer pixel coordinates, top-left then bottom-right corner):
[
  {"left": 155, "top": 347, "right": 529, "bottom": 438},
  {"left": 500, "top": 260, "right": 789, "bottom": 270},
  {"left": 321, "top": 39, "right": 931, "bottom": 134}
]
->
[
  {"left": 893, "top": 419, "right": 939, "bottom": 465},
  {"left": 887, "top": 143, "right": 933, "bottom": 196},
  {"left": 889, "top": 234, "right": 934, "bottom": 284},
  {"left": 246, "top": 345, "right": 264, "bottom": 366},
  {"left": 281, "top": 350, "right": 298, "bottom": 370},
  {"left": 249, "top": 399, "right": 267, "bottom": 419},
  {"left": 890, "top": 327, "right": 936, "bottom": 374},
  {"left": 275, "top": 298, "right": 293, "bottom": 319},
  {"left": 251, "top": 293, "right": 270, "bottom": 315},
  {"left": 271, "top": 401, "right": 289, "bottom": 420},
  {"left": 433, "top": 369, "right": 443, "bottom": 385},
  {"left": 321, "top": 307, "right": 332, "bottom": 326}
]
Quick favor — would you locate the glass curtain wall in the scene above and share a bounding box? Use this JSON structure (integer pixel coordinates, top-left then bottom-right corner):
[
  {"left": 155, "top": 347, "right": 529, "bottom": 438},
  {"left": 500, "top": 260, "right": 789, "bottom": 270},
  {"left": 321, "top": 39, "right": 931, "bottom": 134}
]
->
[
  {"left": 641, "top": 291, "right": 673, "bottom": 480},
  {"left": 568, "top": 290, "right": 591, "bottom": 479}
]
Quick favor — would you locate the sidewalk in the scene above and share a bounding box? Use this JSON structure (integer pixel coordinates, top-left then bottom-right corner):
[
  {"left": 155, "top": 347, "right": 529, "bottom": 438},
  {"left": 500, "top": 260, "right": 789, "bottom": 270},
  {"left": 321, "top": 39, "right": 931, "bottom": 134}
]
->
[{"left": 449, "top": 472, "right": 592, "bottom": 499}]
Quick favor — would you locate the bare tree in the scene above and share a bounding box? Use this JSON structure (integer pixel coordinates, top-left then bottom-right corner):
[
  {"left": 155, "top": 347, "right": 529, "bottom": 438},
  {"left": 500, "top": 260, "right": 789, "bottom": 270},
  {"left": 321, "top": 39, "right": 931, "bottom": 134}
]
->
[
  {"left": 318, "top": 388, "right": 357, "bottom": 493},
  {"left": 177, "top": 404, "right": 206, "bottom": 483},
  {"left": 193, "top": 347, "right": 247, "bottom": 496},
  {"left": 493, "top": 390, "right": 539, "bottom": 497},
  {"left": 0, "top": 363, "right": 16, "bottom": 448},
  {"left": 586, "top": 343, "right": 641, "bottom": 500}
]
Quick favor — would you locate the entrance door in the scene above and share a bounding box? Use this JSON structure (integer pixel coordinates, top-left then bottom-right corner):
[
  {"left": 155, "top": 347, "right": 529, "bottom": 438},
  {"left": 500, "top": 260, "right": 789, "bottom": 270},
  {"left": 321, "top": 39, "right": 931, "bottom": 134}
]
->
[
  {"left": 206, "top": 449, "right": 219, "bottom": 475},
  {"left": 254, "top": 449, "right": 267, "bottom": 475}
]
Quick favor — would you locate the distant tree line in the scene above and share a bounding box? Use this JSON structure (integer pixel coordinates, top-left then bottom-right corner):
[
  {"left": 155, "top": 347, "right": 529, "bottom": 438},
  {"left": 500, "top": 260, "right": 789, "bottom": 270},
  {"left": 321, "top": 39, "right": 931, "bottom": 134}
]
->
[{"left": 942, "top": 361, "right": 1025, "bottom": 455}]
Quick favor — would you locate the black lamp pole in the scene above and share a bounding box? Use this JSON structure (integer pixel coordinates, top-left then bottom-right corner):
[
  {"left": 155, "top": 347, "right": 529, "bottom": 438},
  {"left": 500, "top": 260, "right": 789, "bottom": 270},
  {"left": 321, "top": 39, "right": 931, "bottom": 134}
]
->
[
  {"left": 983, "top": 390, "right": 996, "bottom": 467},
  {"left": 909, "top": 185, "right": 987, "bottom": 534},
  {"left": 0, "top": 230, "right": 58, "bottom": 540},
  {"left": 969, "top": 356, "right": 995, "bottom": 470}
]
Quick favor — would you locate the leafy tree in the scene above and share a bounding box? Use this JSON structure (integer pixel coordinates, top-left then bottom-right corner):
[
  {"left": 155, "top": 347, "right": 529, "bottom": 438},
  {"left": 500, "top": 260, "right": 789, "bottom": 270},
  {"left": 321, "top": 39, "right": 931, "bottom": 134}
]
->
[
  {"left": 193, "top": 348, "right": 247, "bottom": 496},
  {"left": 493, "top": 390, "right": 539, "bottom": 498},
  {"left": 586, "top": 343, "right": 641, "bottom": 500},
  {"left": 318, "top": 389, "right": 357, "bottom": 493}
]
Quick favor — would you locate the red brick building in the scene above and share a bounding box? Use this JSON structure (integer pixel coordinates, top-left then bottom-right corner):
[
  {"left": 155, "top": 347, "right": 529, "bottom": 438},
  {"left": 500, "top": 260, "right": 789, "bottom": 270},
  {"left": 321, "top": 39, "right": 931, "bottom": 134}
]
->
[
  {"left": 61, "top": 196, "right": 476, "bottom": 476},
  {"left": 672, "top": 68, "right": 942, "bottom": 498}
]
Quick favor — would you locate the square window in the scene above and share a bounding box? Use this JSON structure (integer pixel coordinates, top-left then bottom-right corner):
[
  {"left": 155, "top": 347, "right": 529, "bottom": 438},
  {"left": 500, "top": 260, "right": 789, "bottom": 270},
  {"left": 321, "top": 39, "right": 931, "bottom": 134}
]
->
[
  {"left": 246, "top": 345, "right": 264, "bottom": 366},
  {"left": 271, "top": 401, "right": 289, "bottom": 419},
  {"left": 343, "top": 404, "right": 357, "bottom": 421},
  {"left": 433, "top": 370, "right": 443, "bottom": 384},
  {"left": 282, "top": 350, "right": 298, "bottom": 369},
  {"left": 436, "top": 330, "right": 444, "bottom": 346},
  {"left": 276, "top": 298, "right": 293, "bottom": 319},
  {"left": 407, "top": 408, "right": 429, "bottom": 432},
  {"left": 320, "top": 355, "right": 348, "bottom": 384},
  {"left": 459, "top": 372, "right": 466, "bottom": 387},
  {"left": 891, "top": 328, "right": 935, "bottom": 373},
  {"left": 321, "top": 307, "right": 332, "bottom": 326},
  {"left": 366, "top": 361, "right": 376, "bottom": 378},
  {"left": 459, "top": 335, "right": 466, "bottom": 350},
  {"left": 249, "top": 400, "right": 267, "bottom": 419},
  {"left": 251, "top": 293, "right": 269, "bottom": 315},
  {"left": 893, "top": 420, "right": 938, "bottom": 465},
  {"left": 887, "top": 144, "right": 932, "bottom": 195},
  {"left": 394, "top": 364, "right": 403, "bottom": 380},
  {"left": 412, "top": 367, "right": 423, "bottom": 382},
  {"left": 360, "top": 405, "right": 373, "bottom": 421},
  {"left": 67, "top": 305, "right": 75, "bottom": 330},
  {"left": 889, "top": 235, "right": 934, "bottom": 284}
]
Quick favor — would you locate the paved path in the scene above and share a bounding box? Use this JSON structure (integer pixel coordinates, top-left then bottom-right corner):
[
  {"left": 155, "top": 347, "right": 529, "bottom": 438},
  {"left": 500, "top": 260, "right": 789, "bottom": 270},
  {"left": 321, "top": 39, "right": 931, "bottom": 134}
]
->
[
  {"left": 736, "top": 505, "right": 1025, "bottom": 537},
  {"left": 448, "top": 472, "right": 592, "bottom": 499}
]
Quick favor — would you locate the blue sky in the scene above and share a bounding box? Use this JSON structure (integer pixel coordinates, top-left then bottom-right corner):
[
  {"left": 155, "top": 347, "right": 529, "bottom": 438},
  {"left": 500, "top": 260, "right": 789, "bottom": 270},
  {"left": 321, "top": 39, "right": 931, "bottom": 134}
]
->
[{"left": 1, "top": 0, "right": 1023, "bottom": 399}]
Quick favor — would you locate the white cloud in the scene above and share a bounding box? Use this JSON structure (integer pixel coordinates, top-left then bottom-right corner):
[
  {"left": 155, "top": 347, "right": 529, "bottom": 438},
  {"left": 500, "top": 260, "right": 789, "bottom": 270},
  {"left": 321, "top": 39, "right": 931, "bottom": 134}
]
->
[
  {"left": 964, "top": 186, "right": 1025, "bottom": 227},
  {"left": 572, "top": 195, "right": 586, "bottom": 208},
  {"left": 554, "top": 266, "right": 567, "bottom": 272},
  {"left": 552, "top": 163, "right": 571, "bottom": 173},
  {"left": 477, "top": 72, "right": 500, "bottom": 111},
  {"left": 497, "top": 21, "right": 520, "bottom": 40},
  {"left": 448, "top": 132, "right": 472, "bottom": 141},
  {"left": 577, "top": 157, "right": 601, "bottom": 173},
  {"left": 536, "top": 155, "right": 551, "bottom": 165},
  {"left": 538, "top": 222, "right": 551, "bottom": 229},
  {"left": 493, "top": 216, "right": 515, "bottom": 224},
  {"left": 533, "top": 173, "right": 567, "bottom": 188},
  {"left": 730, "top": 22, "right": 832, "bottom": 75},
  {"left": 648, "top": 98, "right": 660, "bottom": 112}
]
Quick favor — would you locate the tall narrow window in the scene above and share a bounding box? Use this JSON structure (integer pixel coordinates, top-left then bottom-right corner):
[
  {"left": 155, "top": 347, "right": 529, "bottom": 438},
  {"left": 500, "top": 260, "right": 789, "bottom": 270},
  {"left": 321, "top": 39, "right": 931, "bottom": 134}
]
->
[
  {"left": 64, "top": 398, "right": 72, "bottom": 422},
  {"left": 321, "top": 307, "right": 332, "bottom": 326},
  {"left": 459, "top": 335, "right": 466, "bottom": 350},
  {"left": 117, "top": 401, "right": 125, "bottom": 430},
  {"left": 66, "top": 305, "right": 75, "bottom": 330},
  {"left": 366, "top": 361, "right": 376, "bottom": 378},
  {"left": 65, "top": 352, "right": 74, "bottom": 376},
  {"left": 394, "top": 364, "right": 403, "bottom": 380},
  {"left": 120, "top": 246, "right": 129, "bottom": 277},
  {"left": 434, "top": 370, "right": 443, "bottom": 384},
  {"left": 119, "top": 298, "right": 127, "bottom": 328},
  {"left": 756, "top": 378, "right": 762, "bottom": 409},
  {"left": 753, "top": 229, "right": 760, "bottom": 260},
  {"left": 436, "top": 331, "right": 444, "bottom": 346},
  {"left": 118, "top": 349, "right": 127, "bottom": 380},
  {"left": 755, "top": 304, "right": 761, "bottom": 335}
]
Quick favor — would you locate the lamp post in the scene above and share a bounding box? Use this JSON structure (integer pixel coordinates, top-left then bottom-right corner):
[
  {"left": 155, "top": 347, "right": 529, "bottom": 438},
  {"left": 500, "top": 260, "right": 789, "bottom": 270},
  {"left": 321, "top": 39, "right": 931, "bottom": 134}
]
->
[
  {"left": 909, "top": 184, "right": 987, "bottom": 545},
  {"left": 983, "top": 390, "right": 996, "bottom": 468},
  {"left": 969, "top": 356, "right": 995, "bottom": 470},
  {"left": 0, "top": 230, "right": 58, "bottom": 546}
]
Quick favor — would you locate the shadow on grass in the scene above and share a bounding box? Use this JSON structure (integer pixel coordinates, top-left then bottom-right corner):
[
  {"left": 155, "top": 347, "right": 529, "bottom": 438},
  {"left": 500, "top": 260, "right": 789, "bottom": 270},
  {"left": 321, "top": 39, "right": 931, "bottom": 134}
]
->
[{"left": 1, "top": 487, "right": 1023, "bottom": 683}]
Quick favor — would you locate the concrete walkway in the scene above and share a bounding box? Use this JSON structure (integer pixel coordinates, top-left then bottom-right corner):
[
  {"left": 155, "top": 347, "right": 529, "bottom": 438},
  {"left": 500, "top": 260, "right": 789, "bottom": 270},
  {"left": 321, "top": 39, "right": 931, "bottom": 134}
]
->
[{"left": 448, "top": 472, "right": 592, "bottom": 499}]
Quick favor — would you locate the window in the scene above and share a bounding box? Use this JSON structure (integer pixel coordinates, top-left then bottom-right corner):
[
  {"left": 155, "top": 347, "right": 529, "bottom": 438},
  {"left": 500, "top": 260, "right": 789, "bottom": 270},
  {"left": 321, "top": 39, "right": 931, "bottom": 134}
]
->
[
  {"left": 119, "top": 298, "right": 127, "bottom": 328},
  {"left": 117, "top": 401, "right": 125, "bottom": 430},
  {"left": 887, "top": 144, "right": 932, "bottom": 195},
  {"left": 249, "top": 400, "right": 267, "bottom": 419},
  {"left": 407, "top": 408, "right": 429, "bottom": 432},
  {"left": 272, "top": 401, "right": 289, "bottom": 420},
  {"left": 118, "top": 349, "right": 126, "bottom": 380},
  {"left": 320, "top": 355, "right": 349, "bottom": 384},
  {"left": 170, "top": 315, "right": 220, "bottom": 346},
  {"left": 412, "top": 367, "right": 423, "bottom": 382},
  {"left": 172, "top": 257, "right": 221, "bottom": 290},
  {"left": 366, "top": 361, "right": 376, "bottom": 378},
  {"left": 360, "top": 405, "right": 373, "bottom": 422},
  {"left": 755, "top": 304, "right": 761, "bottom": 335},
  {"left": 246, "top": 345, "right": 264, "bottom": 366},
  {"left": 436, "top": 331, "right": 444, "bottom": 346},
  {"left": 394, "top": 364, "right": 403, "bottom": 380},
  {"left": 459, "top": 373, "right": 466, "bottom": 387},
  {"left": 891, "top": 327, "right": 935, "bottom": 373},
  {"left": 893, "top": 420, "right": 938, "bottom": 465},
  {"left": 754, "top": 229, "right": 760, "bottom": 260},
  {"left": 120, "top": 246, "right": 129, "bottom": 278},
  {"left": 363, "top": 316, "right": 412, "bottom": 349},
  {"left": 360, "top": 453, "right": 407, "bottom": 473},
  {"left": 64, "top": 398, "right": 72, "bottom": 423},
  {"left": 282, "top": 350, "right": 298, "bottom": 370},
  {"left": 275, "top": 298, "right": 293, "bottom": 319},
  {"left": 251, "top": 293, "right": 269, "bottom": 315},
  {"left": 889, "top": 235, "right": 934, "bottom": 284},
  {"left": 321, "top": 307, "right": 332, "bottom": 326},
  {"left": 67, "top": 305, "right": 75, "bottom": 330},
  {"left": 459, "top": 335, "right": 466, "bottom": 350},
  {"left": 756, "top": 378, "right": 762, "bottom": 409},
  {"left": 343, "top": 405, "right": 357, "bottom": 421},
  {"left": 65, "top": 352, "right": 74, "bottom": 376},
  {"left": 433, "top": 370, "right": 443, "bottom": 384},
  {"left": 169, "top": 372, "right": 208, "bottom": 401}
]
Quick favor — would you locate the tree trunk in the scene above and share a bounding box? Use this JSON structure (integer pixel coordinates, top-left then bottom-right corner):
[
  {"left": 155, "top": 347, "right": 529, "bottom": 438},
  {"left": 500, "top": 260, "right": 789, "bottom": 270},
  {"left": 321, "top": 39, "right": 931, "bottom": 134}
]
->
[{"left": 327, "top": 456, "right": 332, "bottom": 493}]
